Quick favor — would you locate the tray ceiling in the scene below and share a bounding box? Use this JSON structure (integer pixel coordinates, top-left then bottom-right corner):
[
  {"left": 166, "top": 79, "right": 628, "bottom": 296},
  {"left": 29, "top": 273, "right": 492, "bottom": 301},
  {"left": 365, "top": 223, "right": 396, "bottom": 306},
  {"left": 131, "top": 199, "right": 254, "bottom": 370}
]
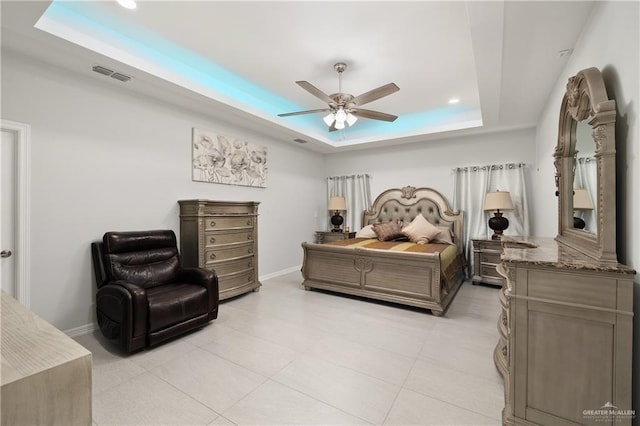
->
[{"left": 1, "top": 1, "right": 595, "bottom": 152}]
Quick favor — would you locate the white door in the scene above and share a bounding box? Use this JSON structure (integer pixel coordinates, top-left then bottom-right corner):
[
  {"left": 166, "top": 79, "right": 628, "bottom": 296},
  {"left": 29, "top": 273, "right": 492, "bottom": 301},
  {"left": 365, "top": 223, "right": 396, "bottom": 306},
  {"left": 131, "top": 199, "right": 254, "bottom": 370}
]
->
[
  {"left": 1, "top": 128, "right": 16, "bottom": 296},
  {"left": 1, "top": 119, "right": 30, "bottom": 306}
]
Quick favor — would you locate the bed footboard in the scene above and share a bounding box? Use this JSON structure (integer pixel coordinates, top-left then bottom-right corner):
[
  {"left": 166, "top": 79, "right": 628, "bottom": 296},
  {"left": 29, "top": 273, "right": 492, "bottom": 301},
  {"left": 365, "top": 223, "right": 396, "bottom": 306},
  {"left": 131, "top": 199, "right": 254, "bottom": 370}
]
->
[{"left": 301, "top": 242, "right": 460, "bottom": 315}]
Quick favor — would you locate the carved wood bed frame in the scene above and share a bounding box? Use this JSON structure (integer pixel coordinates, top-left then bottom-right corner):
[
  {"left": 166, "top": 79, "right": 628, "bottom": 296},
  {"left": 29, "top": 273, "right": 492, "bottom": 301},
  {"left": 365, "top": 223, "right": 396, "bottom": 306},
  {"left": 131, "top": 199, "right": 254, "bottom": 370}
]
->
[{"left": 301, "top": 186, "right": 465, "bottom": 316}]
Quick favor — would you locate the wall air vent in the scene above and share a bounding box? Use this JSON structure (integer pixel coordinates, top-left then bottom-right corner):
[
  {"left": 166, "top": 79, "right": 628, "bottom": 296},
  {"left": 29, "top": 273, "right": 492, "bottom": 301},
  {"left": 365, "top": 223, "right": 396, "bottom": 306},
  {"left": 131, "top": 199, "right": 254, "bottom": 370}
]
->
[
  {"left": 92, "top": 65, "right": 113, "bottom": 76},
  {"left": 110, "top": 73, "right": 132, "bottom": 82},
  {"left": 92, "top": 65, "right": 132, "bottom": 83}
]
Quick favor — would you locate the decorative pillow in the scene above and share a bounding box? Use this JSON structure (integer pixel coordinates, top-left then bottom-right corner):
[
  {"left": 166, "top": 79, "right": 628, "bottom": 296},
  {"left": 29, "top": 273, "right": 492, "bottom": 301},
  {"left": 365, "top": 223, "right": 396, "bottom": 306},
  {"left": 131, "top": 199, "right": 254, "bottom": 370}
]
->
[
  {"left": 433, "top": 225, "right": 454, "bottom": 245},
  {"left": 372, "top": 221, "right": 404, "bottom": 241},
  {"left": 401, "top": 214, "right": 440, "bottom": 244},
  {"left": 355, "top": 224, "right": 377, "bottom": 239}
]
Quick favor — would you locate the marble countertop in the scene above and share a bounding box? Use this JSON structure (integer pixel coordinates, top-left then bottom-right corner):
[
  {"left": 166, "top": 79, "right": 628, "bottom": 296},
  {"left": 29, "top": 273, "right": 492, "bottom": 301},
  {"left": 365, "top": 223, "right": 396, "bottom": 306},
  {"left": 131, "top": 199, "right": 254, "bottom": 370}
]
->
[{"left": 500, "top": 236, "right": 636, "bottom": 274}]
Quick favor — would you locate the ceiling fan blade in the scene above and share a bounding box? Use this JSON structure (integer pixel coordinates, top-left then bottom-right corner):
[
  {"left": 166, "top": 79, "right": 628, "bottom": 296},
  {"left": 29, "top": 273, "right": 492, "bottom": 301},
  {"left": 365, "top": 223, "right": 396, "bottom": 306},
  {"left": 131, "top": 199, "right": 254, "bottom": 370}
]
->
[
  {"left": 351, "top": 83, "right": 400, "bottom": 106},
  {"left": 351, "top": 108, "right": 398, "bottom": 122},
  {"left": 278, "top": 108, "right": 331, "bottom": 117},
  {"left": 296, "top": 81, "right": 335, "bottom": 104}
]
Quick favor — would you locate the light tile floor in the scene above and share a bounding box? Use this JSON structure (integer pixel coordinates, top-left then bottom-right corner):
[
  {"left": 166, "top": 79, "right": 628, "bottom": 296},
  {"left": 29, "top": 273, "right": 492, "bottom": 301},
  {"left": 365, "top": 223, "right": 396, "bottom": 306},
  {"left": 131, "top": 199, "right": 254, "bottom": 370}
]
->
[{"left": 75, "top": 271, "right": 504, "bottom": 425}]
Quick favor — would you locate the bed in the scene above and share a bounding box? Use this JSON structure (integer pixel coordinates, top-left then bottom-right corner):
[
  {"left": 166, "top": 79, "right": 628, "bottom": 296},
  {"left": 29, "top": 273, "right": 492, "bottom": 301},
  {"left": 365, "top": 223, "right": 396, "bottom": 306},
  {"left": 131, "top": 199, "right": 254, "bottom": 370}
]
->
[{"left": 301, "top": 186, "right": 466, "bottom": 316}]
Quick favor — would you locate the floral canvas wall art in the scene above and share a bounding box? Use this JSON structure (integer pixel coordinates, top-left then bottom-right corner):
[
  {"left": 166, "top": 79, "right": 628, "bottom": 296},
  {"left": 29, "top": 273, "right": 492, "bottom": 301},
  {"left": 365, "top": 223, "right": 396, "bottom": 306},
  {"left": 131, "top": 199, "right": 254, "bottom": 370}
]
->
[{"left": 192, "top": 128, "right": 267, "bottom": 188}]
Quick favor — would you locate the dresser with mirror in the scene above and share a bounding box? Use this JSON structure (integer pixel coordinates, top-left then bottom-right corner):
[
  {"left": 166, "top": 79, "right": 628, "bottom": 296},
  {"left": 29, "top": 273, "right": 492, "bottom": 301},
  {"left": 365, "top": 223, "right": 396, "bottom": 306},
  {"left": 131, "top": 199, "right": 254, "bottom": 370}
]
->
[{"left": 495, "top": 67, "right": 635, "bottom": 425}]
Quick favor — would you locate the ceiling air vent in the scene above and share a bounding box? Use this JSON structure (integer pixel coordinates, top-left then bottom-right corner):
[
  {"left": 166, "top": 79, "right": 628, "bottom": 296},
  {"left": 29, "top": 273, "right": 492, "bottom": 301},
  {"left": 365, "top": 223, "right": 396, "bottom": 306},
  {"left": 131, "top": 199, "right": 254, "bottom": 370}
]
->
[
  {"left": 293, "top": 138, "right": 308, "bottom": 144},
  {"left": 111, "top": 72, "right": 132, "bottom": 82},
  {"left": 92, "top": 65, "right": 132, "bottom": 83},
  {"left": 558, "top": 48, "right": 574, "bottom": 57},
  {"left": 92, "top": 65, "right": 113, "bottom": 76}
]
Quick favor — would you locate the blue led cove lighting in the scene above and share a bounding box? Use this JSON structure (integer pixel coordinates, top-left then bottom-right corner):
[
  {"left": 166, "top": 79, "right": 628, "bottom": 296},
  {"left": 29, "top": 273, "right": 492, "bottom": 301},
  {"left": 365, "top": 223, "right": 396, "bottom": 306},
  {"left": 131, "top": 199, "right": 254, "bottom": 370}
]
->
[{"left": 37, "top": 1, "right": 482, "bottom": 144}]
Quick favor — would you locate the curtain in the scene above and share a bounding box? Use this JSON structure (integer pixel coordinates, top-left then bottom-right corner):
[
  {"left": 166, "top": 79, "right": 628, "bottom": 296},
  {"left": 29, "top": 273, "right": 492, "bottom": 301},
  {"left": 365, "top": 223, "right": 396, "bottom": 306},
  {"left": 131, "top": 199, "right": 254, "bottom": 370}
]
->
[
  {"left": 574, "top": 157, "right": 597, "bottom": 232},
  {"left": 326, "top": 174, "right": 372, "bottom": 232},
  {"left": 453, "top": 162, "right": 529, "bottom": 276}
]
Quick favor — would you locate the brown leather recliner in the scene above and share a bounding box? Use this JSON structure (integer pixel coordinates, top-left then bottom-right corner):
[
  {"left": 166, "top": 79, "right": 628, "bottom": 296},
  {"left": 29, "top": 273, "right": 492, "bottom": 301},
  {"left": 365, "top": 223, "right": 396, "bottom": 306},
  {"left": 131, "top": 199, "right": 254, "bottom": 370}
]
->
[{"left": 91, "top": 230, "right": 218, "bottom": 353}]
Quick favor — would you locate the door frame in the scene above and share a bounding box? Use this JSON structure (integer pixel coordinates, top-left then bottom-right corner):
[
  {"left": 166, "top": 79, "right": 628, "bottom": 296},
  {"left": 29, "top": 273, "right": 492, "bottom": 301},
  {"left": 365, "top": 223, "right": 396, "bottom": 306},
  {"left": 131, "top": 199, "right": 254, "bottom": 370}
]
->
[{"left": 1, "top": 119, "right": 31, "bottom": 307}]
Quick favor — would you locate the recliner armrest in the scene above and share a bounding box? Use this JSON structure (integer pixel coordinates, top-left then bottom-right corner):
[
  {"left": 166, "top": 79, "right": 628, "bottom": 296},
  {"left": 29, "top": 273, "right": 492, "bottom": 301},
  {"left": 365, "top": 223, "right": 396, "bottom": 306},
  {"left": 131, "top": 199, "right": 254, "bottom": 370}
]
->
[
  {"left": 99, "top": 280, "right": 149, "bottom": 343},
  {"left": 177, "top": 267, "right": 216, "bottom": 286},
  {"left": 177, "top": 267, "right": 219, "bottom": 311}
]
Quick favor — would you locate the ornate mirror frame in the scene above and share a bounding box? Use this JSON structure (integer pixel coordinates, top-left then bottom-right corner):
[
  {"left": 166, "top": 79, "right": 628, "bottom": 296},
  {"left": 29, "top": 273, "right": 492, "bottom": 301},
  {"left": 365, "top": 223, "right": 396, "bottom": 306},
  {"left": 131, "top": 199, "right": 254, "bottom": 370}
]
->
[{"left": 554, "top": 67, "right": 618, "bottom": 264}]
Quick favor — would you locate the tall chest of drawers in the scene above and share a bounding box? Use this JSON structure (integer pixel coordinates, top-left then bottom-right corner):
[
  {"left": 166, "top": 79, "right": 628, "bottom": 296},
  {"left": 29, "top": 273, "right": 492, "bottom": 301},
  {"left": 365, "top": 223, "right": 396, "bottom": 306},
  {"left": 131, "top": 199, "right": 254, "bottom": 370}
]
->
[{"left": 178, "top": 200, "right": 260, "bottom": 300}]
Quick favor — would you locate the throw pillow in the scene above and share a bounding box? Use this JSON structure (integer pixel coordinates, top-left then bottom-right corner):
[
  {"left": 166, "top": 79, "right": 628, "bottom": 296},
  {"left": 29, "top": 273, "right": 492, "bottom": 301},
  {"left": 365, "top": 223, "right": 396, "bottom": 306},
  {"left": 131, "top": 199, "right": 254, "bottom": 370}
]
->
[
  {"left": 433, "top": 225, "right": 454, "bottom": 245},
  {"left": 401, "top": 214, "right": 440, "bottom": 244},
  {"left": 355, "top": 224, "right": 377, "bottom": 239},
  {"left": 372, "top": 221, "right": 404, "bottom": 241}
]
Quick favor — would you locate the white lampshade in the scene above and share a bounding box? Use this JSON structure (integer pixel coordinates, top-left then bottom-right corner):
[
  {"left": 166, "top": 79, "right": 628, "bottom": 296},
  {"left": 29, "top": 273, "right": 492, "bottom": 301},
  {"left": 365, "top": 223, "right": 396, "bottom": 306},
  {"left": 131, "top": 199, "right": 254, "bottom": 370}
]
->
[
  {"left": 322, "top": 110, "right": 356, "bottom": 129},
  {"left": 484, "top": 191, "right": 514, "bottom": 211},
  {"left": 573, "top": 188, "right": 594, "bottom": 210},
  {"left": 328, "top": 196, "right": 346, "bottom": 211},
  {"left": 323, "top": 113, "right": 335, "bottom": 127}
]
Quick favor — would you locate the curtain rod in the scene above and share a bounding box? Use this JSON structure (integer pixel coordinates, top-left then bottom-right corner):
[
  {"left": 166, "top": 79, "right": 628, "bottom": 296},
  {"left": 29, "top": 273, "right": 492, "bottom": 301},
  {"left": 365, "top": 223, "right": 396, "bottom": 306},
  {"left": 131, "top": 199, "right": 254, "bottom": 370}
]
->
[
  {"left": 327, "top": 174, "right": 371, "bottom": 179},
  {"left": 577, "top": 157, "right": 595, "bottom": 163},
  {"left": 452, "top": 162, "right": 526, "bottom": 173}
]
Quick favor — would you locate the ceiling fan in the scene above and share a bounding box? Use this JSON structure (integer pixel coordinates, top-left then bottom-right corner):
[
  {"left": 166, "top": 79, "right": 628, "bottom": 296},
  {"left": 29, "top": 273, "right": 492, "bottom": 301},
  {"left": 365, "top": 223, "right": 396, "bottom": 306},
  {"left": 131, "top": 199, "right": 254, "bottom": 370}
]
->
[{"left": 278, "top": 62, "right": 399, "bottom": 131}]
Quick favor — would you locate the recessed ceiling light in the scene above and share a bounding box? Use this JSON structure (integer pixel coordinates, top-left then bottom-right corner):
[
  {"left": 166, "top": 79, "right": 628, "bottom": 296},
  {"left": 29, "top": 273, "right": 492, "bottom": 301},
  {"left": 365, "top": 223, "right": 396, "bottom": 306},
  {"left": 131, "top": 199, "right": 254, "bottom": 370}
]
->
[
  {"left": 116, "top": 0, "right": 137, "bottom": 10},
  {"left": 448, "top": 98, "right": 460, "bottom": 104}
]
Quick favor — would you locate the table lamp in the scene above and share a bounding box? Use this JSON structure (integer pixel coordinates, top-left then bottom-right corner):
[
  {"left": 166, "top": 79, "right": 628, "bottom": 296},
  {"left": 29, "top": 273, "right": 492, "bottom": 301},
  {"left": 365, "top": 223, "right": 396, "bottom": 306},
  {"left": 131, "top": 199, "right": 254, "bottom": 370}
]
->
[
  {"left": 484, "top": 190, "right": 514, "bottom": 240},
  {"left": 328, "top": 196, "right": 346, "bottom": 232}
]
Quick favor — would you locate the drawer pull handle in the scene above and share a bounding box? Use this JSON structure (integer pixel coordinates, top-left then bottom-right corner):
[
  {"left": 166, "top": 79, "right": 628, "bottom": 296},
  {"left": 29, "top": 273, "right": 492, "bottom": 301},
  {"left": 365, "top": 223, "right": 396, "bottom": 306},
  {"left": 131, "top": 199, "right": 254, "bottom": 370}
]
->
[
  {"left": 248, "top": 261, "right": 252, "bottom": 267},
  {"left": 247, "top": 219, "right": 251, "bottom": 225},
  {"left": 210, "top": 221, "right": 216, "bottom": 227},
  {"left": 247, "top": 275, "right": 252, "bottom": 282},
  {"left": 247, "top": 234, "right": 251, "bottom": 240},
  {"left": 248, "top": 248, "right": 253, "bottom": 254},
  {"left": 209, "top": 237, "right": 216, "bottom": 244},
  {"left": 209, "top": 253, "right": 217, "bottom": 260},
  {"left": 502, "top": 346, "right": 507, "bottom": 356}
]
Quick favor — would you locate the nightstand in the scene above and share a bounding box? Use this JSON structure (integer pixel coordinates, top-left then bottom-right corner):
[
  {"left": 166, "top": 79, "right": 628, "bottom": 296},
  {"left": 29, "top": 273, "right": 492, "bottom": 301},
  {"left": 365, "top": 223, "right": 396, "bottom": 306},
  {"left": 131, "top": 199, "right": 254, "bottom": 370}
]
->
[
  {"left": 471, "top": 238, "right": 503, "bottom": 286},
  {"left": 315, "top": 231, "right": 356, "bottom": 244}
]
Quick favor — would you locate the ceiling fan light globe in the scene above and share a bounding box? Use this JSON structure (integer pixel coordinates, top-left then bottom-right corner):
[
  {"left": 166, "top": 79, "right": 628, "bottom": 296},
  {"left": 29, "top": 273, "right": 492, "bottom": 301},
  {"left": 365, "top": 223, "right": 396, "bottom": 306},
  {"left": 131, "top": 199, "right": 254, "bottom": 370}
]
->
[
  {"left": 335, "top": 120, "right": 346, "bottom": 130},
  {"left": 346, "top": 113, "right": 358, "bottom": 127},
  {"left": 323, "top": 113, "right": 335, "bottom": 127},
  {"left": 335, "top": 108, "right": 347, "bottom": 123}
]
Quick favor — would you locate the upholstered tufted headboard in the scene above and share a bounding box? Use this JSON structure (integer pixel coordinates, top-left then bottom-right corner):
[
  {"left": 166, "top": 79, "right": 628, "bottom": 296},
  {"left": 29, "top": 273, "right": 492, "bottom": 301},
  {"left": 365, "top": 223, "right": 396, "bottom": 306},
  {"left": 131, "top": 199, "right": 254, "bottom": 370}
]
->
[{"left": 362, "top": 186, "right": 463, "bottom": 249}]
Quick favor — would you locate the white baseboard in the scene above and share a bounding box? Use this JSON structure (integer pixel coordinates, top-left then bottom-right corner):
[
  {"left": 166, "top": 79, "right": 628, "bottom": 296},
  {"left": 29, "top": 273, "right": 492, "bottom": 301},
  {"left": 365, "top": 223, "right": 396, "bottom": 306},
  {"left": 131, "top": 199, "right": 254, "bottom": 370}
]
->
[
  {"left": 64, "top": 322, "right": 96, "bottom": 338},
  {"left": 64, "top": 266, "right": 302, "bottom": 337},
  {"left": 259, "top": 265, "right": 301, "bottom": 282}
]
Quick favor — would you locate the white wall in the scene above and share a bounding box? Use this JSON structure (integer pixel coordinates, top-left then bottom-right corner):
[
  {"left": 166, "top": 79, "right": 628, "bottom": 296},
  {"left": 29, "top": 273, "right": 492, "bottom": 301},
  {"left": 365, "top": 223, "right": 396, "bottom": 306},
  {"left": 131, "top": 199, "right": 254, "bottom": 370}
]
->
[
  {"left": 3, "top": 45, "right": 537, "bottom": 333},
  {"left": 1, "top": 51, "right": 325, "bottom": 331},
  {"left": 532, "top": 1, "right": 639, "bottom": 414},
  {"left": 325, "top": 127, "right": 536, "bottom": 216}
]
